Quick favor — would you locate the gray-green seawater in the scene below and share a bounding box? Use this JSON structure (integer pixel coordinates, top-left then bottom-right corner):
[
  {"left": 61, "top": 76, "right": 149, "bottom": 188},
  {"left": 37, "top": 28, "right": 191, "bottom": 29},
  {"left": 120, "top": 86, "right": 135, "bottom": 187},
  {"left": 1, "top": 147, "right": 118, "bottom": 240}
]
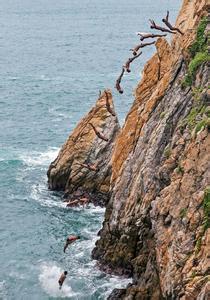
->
[{"left": 0, "top": 0, "right": 181, "bottom": 299}]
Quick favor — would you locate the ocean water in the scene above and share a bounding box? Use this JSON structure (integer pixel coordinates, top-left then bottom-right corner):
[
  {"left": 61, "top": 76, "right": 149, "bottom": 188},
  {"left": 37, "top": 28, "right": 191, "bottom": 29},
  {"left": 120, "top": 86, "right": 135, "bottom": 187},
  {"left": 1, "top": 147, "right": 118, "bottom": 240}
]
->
[{"left": 0, "top": 0, "right": 181, "bottom": 299}]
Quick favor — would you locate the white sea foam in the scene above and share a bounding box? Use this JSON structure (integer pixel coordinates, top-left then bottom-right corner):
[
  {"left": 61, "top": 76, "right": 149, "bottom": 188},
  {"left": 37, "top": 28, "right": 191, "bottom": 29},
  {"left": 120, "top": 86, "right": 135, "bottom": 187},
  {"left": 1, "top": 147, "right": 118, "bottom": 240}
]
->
[
  {"left": 85, "top": 204, "right": 105, "bottom": 215},
  {"left": 39, "top": 263, "right": 78, "bottom": 298},
  {"left": 30, "top": 182, "right": 66, "bottom": 208},
  {"left": 20, "top": 148, "right": 59, "bottom": 167},
  {"left": 102, "top": 276, "right": 132, "bottom": 299}
]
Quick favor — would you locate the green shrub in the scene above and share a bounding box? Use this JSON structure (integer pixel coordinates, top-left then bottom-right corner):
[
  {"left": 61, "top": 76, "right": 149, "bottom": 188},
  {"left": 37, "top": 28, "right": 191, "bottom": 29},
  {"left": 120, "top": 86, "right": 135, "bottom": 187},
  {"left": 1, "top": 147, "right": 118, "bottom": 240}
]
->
[
  {"left": 181, "top": 74, "right": 193, "bottom": 88},
  {"left": 183, "top": 104, "right": 206, "bottom": 131},
  {"left": 205, "top": 107, "right": 210, "bottom": 118},
  {"left": 194, "top": 187, "right": 210, "bottom": 255},
  {"left": 187, "top": 106, "right": 201, "bottom": 128},
  {"left": 164, "top": 146, "right": 171, "bottom": 159},
  {"left": 192, "top": 87, "right": 204, "bottom": 101},
  {"left": 195, "top": 119, "right": 207, "bottom": 134},
  {"left": 180, "top": 208, "right": 187, "bottom": 218},
  {"left": 189, "top": 52, "right": 208, "bottom": 76},
  {"left": 176, "top": 165, "right": 184, "bottom": 175},
  {"left": 195, "top": 237, "right": 202, "bottom": 255},
  {"left": 189, "top": 17, "right": 207, "bottom": 58},
  {"left": 182, "top": 51, "right": 208, "bottom": 88},
  {"left": 191, "top": 270, "right": 197, "bottom": 278},
  {"left": 203, "top": 186, "right": 210, "bottom": 231},
  {"left": 160, "top": 111, "right": 166, "bottom": 119},
  {"left": 194, "top": 117, "right": 210, "bottom": 134},
  {"left": 182, "top": 17, "right": 208, "bottom": 88}
]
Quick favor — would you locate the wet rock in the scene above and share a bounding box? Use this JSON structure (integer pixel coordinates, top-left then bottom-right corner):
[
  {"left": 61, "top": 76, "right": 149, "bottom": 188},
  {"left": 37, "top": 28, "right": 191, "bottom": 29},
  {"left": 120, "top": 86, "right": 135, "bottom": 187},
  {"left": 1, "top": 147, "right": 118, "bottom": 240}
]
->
[{"left": 107, "top": 289, "right": 126, "bottom": 300}]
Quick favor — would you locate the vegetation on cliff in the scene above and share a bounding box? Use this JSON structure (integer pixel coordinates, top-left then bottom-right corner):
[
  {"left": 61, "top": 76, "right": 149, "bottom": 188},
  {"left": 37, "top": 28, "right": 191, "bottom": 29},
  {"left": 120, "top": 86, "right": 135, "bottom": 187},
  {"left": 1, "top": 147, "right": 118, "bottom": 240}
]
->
[
  {"left": 203, "top": 186, "right": 210, "bottom": 231},
  {"left": 182, "top": 17, "right": 208, "bottom": 88}
]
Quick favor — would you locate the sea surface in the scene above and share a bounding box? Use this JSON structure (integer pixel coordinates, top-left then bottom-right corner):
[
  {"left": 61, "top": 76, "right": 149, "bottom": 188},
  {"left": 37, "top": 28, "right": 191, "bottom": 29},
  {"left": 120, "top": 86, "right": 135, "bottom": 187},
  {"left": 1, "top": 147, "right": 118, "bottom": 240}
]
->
[{"left": 0, "top": 0, "right": 181, "bottom": 299}]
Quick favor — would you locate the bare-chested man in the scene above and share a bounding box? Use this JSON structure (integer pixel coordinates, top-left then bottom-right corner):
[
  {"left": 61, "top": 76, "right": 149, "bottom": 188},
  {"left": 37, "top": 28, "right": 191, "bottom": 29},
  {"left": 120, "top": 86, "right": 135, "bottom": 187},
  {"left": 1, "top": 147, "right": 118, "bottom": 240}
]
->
[
  {"left": 66, "top": 198, "right": 89, "bottom": 208},
  {"left": 58, "top": 271, "right": 67, "bottom": 289},
  {"left": 66, "top": 199, "right": 80, "bottom": 207},
  {"left": 63, "top": 235, "right": 80, "bottom": 253}
]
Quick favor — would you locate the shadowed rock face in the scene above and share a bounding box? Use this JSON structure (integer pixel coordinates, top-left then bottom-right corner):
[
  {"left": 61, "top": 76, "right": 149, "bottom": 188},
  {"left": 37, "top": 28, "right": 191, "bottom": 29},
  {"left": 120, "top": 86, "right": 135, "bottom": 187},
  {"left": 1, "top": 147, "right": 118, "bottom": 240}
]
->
[
  {"left": 47, "top": 90, "right": 120, "bottom": 205},
  {"left": 93, "top": 0, "right": 209, "bottom": 298}
]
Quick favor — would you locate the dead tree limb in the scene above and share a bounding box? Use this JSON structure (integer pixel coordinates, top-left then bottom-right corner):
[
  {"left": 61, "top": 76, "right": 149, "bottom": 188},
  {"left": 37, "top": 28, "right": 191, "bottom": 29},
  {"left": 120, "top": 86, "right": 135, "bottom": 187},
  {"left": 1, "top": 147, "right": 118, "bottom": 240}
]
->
[{"left": 89, "top": 123, "right": 108, "bottom": 142}]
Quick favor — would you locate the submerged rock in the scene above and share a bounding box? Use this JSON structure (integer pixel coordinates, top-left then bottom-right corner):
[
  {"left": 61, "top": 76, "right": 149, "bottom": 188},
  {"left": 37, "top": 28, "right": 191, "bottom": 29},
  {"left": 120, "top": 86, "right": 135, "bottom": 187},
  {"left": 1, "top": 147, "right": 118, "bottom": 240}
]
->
[{"left": 47, "top": 90, "right": 120, "bottom": 205}]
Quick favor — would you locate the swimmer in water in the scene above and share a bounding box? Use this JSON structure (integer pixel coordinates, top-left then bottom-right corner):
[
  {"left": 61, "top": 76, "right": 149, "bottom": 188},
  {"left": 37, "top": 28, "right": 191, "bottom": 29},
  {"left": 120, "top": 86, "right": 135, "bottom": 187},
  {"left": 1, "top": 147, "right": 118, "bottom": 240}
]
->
[
  {"left": 63, "top": 235, "right": 80, "bottom": 253},
  {"left": 58, "top": 271, "right": 68, "bottom": 289}
]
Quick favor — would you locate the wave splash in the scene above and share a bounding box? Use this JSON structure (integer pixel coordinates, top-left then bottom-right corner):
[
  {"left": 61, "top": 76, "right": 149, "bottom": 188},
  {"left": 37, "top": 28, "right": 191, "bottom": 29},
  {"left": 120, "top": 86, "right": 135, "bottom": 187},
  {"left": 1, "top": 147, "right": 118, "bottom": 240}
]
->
[
  {"left": 39, "top": 263, "right": 77, "bottom": 298},
  {"left": 20, "top": 148, "right": 59, "bottom": 167}
]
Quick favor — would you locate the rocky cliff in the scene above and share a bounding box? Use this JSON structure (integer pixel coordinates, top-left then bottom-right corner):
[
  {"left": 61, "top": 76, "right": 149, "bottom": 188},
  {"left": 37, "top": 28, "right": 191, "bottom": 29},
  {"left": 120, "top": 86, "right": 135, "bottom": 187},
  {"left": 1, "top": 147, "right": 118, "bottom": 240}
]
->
[
  {"left": 47, "top": 90, "right": 120, "bottom": 205},
  {"left": 93, "top": 0, "right": 210, "bottom": 299}
]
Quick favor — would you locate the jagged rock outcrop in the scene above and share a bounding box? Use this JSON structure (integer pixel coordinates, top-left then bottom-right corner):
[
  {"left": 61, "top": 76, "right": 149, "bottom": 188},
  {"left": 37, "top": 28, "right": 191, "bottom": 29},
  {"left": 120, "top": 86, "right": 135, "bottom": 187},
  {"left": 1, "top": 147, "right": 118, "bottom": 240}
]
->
[
  {"left": 93, "top": 0, "right": 209, "bottom": 298},
  {"left": 47, "top": 90, "right": 120, "bottom": 205}
]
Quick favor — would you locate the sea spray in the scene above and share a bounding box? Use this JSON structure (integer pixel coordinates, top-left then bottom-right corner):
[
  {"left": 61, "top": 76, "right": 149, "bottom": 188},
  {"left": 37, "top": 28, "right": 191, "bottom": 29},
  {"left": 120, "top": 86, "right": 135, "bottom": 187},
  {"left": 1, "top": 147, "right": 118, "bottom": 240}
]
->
[{"left": 39, "top": 263, "right": 77, "bottom": 298}]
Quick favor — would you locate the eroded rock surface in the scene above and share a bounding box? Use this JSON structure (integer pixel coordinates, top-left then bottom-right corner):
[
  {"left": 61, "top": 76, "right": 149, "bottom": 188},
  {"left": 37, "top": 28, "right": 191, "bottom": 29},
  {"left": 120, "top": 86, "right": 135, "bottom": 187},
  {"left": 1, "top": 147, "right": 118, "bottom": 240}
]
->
[
  {"left": 93, "top": 0, "right": 209, "bottom": 298},
  {"left": 47, "top": 90, "right": 120, "bottom": 205}
]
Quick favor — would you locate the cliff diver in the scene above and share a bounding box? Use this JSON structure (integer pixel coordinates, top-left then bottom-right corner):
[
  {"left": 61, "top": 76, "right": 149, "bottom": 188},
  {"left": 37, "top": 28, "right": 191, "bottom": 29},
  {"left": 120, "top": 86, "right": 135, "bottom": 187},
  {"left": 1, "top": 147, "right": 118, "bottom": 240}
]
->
[
  {"left": 124, "top": 51, "right": 142, "bottom": 73},
  {"left": 64, "top": 235, "right": 80, "bottom": 253},
  {"left": 58, "top": 271, "right": 68, "bottom": 289},
  {"left": 115, "top": 67, "right": 125, "bottom": 94},
  {"left": 89, "top": 123, "right": 109, "bottom": 142},
  {"left": 162, "top": 11, "right": 183, "bottom": 35}
]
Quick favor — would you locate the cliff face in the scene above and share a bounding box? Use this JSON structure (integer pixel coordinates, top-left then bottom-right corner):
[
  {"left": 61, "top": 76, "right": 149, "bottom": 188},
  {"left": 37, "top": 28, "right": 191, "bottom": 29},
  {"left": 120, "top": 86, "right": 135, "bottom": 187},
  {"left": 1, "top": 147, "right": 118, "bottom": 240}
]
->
[
  {"left": 47, "top": 91, "right": 120, "bottom": 205},
  {"left": 93, "top": 0, "right": 209, "bottom": 298}
]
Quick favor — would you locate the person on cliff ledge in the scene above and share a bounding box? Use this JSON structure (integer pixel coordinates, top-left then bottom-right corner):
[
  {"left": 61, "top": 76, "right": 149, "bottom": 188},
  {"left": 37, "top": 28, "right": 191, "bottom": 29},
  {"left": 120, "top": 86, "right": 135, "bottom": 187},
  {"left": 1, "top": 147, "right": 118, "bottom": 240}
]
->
[
  {"left": 58, "top": 271, "right": 68, "bottom": 289},
  {"left": 63, "top": 235, "right": 80, "bottom": 253}
]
